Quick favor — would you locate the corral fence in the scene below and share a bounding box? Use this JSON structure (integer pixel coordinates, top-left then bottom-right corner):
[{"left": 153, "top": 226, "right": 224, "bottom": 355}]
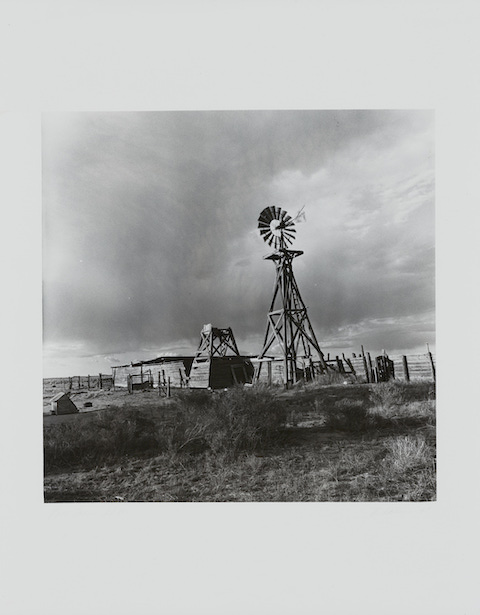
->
[
  {"left": 126, "top": 371, "right": 174, "bottom": 397},
  {"left": 43, "top": 373, "right": 114, "bottom": 393},
  {"left": 112, "top": 362, "right": 189, "bottom": 395},
  {"left": 324, "top": 346, "right": 436, "bottom": 384},
  {"left": 254, "top": 347, "right": 436, "bottom": 386},
  {"left": 44, "top": 348, "right": 435, "bottom": 395}
]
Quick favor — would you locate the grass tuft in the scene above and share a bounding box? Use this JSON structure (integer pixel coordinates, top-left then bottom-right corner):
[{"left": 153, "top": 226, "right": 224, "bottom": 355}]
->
[
  {"left": 383, "top": 434, "right": 434, "bottom": 474},
  {"left": 369, "top": 381, "right": 405, "bottom": 411}
]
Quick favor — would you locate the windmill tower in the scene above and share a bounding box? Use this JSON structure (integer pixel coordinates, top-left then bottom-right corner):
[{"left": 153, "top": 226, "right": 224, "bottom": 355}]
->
[{"left": 255, "top": 206, "right": 328, "bottom": 386}]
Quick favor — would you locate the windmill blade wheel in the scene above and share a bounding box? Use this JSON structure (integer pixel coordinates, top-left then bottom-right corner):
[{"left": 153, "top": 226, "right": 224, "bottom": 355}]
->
[{"left": 258, "top": 206, "right": 296, "bottom": 249}]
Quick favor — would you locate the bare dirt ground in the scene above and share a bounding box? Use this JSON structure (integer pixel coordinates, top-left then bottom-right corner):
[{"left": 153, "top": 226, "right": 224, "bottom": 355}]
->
[{"left": 43, "top": 385, "right": 175, "bottom": 421}]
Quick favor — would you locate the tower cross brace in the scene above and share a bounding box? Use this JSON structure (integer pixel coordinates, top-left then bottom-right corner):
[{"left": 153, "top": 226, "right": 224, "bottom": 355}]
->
[
  {"left": 194, "top": 324, "right": 240, "bottom": 360},
  {"left": 255, "top": 248, "right": 328, "bottom": 385}
]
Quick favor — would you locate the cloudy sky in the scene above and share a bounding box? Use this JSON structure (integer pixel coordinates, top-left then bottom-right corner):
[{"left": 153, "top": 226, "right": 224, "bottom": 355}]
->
[{"left": 42, "top": 110, "right": 434, "bottom": 377}]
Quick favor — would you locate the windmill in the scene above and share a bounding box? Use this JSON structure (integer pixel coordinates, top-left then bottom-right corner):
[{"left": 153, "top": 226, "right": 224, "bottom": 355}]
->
[{"left": 255, "top": 206, "right": 328, "bottom": 386}]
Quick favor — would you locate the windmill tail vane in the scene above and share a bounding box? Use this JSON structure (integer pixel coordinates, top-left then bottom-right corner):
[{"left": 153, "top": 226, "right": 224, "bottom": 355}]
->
[{"left": 292, "top": 204, "right": 307, "bottom": 224}]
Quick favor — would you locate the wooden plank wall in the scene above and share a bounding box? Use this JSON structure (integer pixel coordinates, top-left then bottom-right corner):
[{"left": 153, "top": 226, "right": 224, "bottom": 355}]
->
[
  {"left": 111, "top": 365, "right": 140, "bottom": 388},
  {"left": 390, "top": 354, "right": 436, "bottom": 382},
  {"left": 188, "top": 359, "right": 211, "bottom": 388},
  {"left": 189, "top": 357, "right": 254, "bottom": 389},
  {"left": 349, "top": 357, "right": 368, "bottom": 379},
  {"left": 253, "top": 359, "right": 286, "bottom": 386},
  {"left": 147, "top": 362, "right": 187, "bottom": 388},
  {"left": 348, "top": 353, "right": 435, "bottom": 382},
  {"left": 113, "top": 361, "right": 188, "bottom": 388}
]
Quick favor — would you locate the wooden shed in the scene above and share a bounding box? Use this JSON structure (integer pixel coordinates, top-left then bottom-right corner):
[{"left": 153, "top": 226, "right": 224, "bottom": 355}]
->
[
  {"left": 188, "top": 324, "right": 254, "bottom": 389},
  {"left": 112, "top": 357, "right": 193, "bottom": 389},
  {"left": 50, "top": 392, "right": 79, "bottom": 415}
]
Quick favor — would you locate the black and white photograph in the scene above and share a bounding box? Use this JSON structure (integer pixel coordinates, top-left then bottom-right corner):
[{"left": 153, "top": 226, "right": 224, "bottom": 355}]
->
[
  {"left": 2, "top": 2, "right": 480, "bottom": 614},
  {"left": 42, "top": 110, "right": 436, "bottom": 503}
]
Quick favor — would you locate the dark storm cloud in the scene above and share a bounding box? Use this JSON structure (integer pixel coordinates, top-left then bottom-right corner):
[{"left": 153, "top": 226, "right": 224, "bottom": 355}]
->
[{"left": 42, "top": 110, "right": 434, "bottom": 374}]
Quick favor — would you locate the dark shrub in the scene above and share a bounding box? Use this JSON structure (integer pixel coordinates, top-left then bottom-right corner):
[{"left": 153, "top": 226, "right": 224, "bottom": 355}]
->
[
  {"left": 168, "top": 386, "right": 287, "bottom": 458},
  {"left": 173, "top": 388, "right": 213, "bottom": 408},
  {"left": 44, "top": 388, "right": 289, "bottom": 470},
  {"left": 44, "top": 407, "right": 160, "bottom": 471},
  {"left": 322, "top": 399, "right": 372, "bottom": 432}
]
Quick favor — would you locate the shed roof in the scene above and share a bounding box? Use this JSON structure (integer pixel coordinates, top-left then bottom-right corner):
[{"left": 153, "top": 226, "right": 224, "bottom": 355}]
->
[{"left": 50, "top": 392, "right": 70, "bottom": 403}]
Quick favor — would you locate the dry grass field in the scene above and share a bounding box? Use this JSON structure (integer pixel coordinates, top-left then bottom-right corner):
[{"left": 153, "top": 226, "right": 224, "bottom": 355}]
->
[{"left": 43, "top": 381, "right": 435, "bottom": 502}]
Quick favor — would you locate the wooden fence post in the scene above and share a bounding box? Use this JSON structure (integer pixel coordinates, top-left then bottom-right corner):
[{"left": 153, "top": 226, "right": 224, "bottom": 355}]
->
[
  {"left": 367, "top": 352, "right": 375, "bottom": 383},
  {"left": 99, "top": 373, "right": 102, "bottom": 389},
  {"left": 361, "top": 346, "right": 369, "bottom": 383},
  {"left": 336, "top": 356, "right": 344, "bottom": 374},
  {"left": 167, "top": 377, "right": 171, "bottom": 398},
  {"left": 427, "top": 351, "right": 436, "bottom": 383},
  {"left": 361, "top": 346, "right": 370, "bottom": 383},
  {"left": 344, "top": 357, "right": 356, "bottom": 379},
  {"left": 402, "top": 355, "right": 410, "bottom": 382}
]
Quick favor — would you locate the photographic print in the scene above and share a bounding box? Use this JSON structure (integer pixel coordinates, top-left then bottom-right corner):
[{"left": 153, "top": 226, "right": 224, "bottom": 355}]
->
[{"left": 42, "top": 110, "right": 435, "bottom": 502}]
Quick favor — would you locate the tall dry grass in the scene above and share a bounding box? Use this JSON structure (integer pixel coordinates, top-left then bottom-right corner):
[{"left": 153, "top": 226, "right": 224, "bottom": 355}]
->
[
  {"left": 43, "top": 408, "right": 160, "bottom": 471},
  {"left": 44, "top": 382, "right": 436, "bottom": 502},
  {"left": 44, "top": 387, "right": 287, "bottom": 471},
  {"left": 383, "top": 434, "right": 435, "bottom": 473},
  {"left": 369, "top": 381, "right": 405, "bottom": 410}
]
